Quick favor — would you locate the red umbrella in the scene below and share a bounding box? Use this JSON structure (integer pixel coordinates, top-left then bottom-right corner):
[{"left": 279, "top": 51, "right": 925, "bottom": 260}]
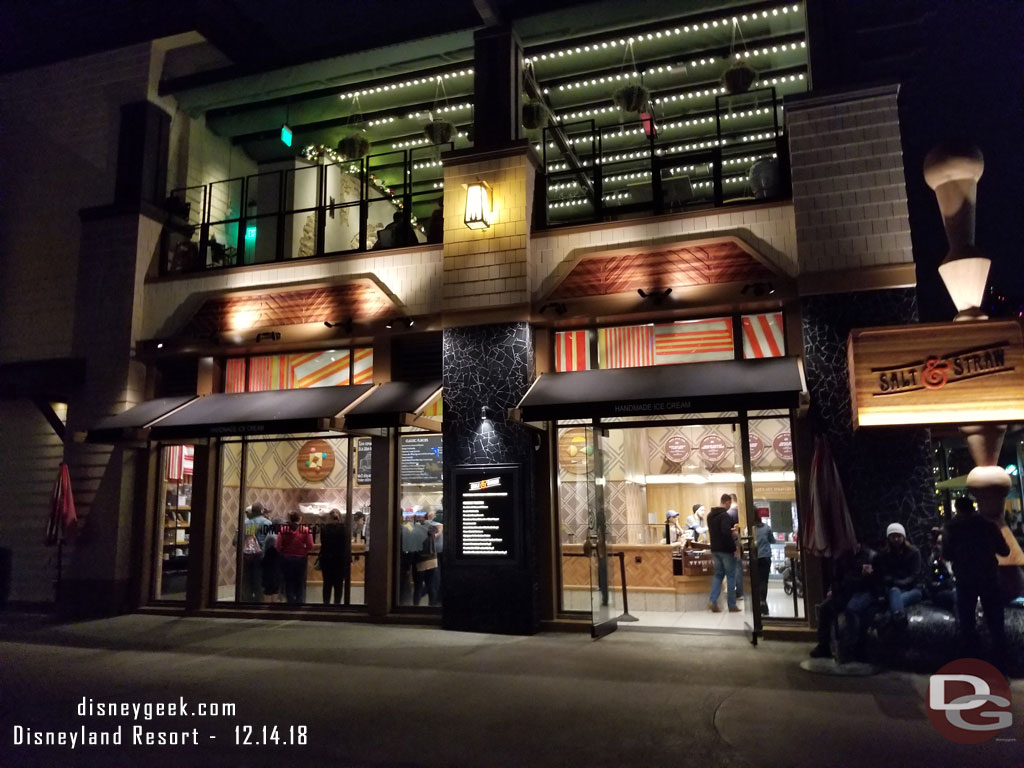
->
[
  {"left": 803, "top": 435, "right": 857, "bottom": 559},
  {"left": 45, "top": 462, "right": 77, "bottom": 546}
]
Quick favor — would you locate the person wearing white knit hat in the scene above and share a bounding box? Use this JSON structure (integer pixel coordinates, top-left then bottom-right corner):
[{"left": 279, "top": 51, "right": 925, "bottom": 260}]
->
[{"left": 877, "top": 521, "right": 921, "bottom": 628}]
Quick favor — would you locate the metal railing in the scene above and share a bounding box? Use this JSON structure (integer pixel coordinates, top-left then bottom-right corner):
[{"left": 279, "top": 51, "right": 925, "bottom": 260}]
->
[
  {"left": 540, "top": 87, "right": 790, "bottom": 228},
  {"left": 162, "top": 144, "right": 451, "bottom": 275}
]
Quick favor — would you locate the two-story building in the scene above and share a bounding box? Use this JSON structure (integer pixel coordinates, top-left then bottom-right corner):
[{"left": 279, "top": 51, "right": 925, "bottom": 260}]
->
[{"left": 0, "top": 0, "right": 936, "bottom": 639}]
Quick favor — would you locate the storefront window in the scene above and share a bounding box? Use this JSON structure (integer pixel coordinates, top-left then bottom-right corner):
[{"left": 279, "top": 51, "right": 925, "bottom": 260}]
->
[
  {"left": 214, "top": 435, "right": 363, "bottom": 606},
  {"left": 597, "top": 317, "right": 735, "bottom": 369},
  {"left": 554, "top": 329, "right": 592, "bottom": 372},
  {"left": 396, "top": 432, "right": 443, "bottom": 607},
  {"left": 223, "top": 349, "right": 374, "bottom": 393},
  {"left": 748, "top": 415, "right": 804, "bottom": 619},
  {"left": 154, "top": 445, "right": 194, "bottom": 601}
]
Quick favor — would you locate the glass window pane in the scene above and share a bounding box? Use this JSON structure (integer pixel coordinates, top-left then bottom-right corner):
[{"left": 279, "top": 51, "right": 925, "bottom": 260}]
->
[
  {"left": 155, "top": 445, "right": 194, "bottom": 602},
  {"left": 396, "top": 434, "right": 443, "bottom": 607},
  {"left": 597, "top": 318, "right": 734, "bottom": 369},
  {"left": 554, "top": 330, "right": 591, "bottom": 371},
  {"left": 741, "top": 312, "right": 786, "bottom": 358},
  {"left": 224, "top": 359, "right": 246, "bottom": 393}
]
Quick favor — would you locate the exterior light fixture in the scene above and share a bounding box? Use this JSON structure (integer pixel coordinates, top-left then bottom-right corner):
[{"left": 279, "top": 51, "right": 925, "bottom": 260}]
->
[
  {"left": 255, "top": 331, "right": 281, "bottom": 342},
  {"left": 385, "top": 317, "right": 414, "bottom": 330},
  {"left": 280, "top": 124, "right": 293, "bottom": 147},
  {"left": 464, "top": 180, "right": 494, "bottom": 229}
]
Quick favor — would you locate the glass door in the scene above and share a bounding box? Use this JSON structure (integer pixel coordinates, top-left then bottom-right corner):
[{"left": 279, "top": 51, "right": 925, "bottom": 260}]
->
[{"left": 586, "top": 425, "right": 617, "bottom": 637}]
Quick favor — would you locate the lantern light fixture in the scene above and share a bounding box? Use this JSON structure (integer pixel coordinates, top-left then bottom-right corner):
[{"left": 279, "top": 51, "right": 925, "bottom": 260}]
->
[{"left": 464, "top": 180, "right": 494, "bottom": 230}]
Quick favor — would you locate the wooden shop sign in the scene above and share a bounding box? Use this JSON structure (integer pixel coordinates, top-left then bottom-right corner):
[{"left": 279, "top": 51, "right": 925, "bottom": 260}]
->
[
  {"left": 297, "top": 439, "right": 335, "bottom": 482},
  {"left": 848, "top": 320, "right": 1024, "bottom": 427}
]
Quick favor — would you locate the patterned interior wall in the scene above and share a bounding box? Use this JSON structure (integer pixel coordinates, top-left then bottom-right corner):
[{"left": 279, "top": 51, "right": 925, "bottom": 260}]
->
[
  {"left": 216, "top": 437, "right": 352, "bottom": 590},
  {"left": 801, "top": 289, "right": 937, "bottom": 549}
]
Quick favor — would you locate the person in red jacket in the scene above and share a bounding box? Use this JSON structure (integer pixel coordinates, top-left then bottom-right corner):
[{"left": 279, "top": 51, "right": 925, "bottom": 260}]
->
[{"left": 278, "top": 510, "right": 314, "bottom": 604}]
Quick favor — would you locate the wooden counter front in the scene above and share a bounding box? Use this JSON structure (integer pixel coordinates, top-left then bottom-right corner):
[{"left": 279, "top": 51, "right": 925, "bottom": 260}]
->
[{"left": 562, "top": 544, "right": 680, "bottom": 591}]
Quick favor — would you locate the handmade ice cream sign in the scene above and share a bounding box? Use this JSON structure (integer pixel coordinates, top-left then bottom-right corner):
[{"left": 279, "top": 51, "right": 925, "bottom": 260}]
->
[
  {"left": 848, "top": 320, "right": 1024, "bottom": 427},
  {"left": 297, "top": 439, "right": 335, "bottom": 481}
]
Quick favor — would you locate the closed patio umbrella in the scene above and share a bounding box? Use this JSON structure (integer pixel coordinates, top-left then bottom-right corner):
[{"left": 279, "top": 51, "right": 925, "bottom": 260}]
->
[
  {"left": 803, "top": 434, "right": 857, "bottom": 559},
  {"left": 46, "top": 462, "right": 77, "bottom": 603}
]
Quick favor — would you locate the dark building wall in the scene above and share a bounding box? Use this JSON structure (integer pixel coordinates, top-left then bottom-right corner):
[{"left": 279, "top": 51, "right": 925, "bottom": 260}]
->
[
  {"left": 801, "top": 288, "right": 937, "bottom": 550},
  {"left": 441, "top": 322, "right": 539, "bottom": 634}
]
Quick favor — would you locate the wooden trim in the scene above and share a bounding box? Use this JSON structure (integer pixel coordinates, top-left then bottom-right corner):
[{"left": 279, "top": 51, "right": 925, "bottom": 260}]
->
[
  {"left": 798, "top": 263, "right": 917, "bottom": 296},
  {"left": 32, "top": 399, "right": 66, "bottom": 443}
]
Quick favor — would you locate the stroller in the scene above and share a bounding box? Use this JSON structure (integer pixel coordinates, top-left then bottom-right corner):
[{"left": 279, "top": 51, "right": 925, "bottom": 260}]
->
[{"left": 776, "top": 560, "right": 804, "bottom": 599}]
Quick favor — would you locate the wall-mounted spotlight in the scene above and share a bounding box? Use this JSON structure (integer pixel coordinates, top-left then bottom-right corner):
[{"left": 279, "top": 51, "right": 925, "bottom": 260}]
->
[
  {"left": 324, "top": 318, "right": 354, "bottom": 334},
  {"left": 464, "top": 180, "right": 494, "bottom": 230},
  {"left": 637, "top": 287, "right": 673, "bottom": 303},
  {"left": 255, "top": 331, "right": 281, "bottom": 342},
  {"left": 480, "top": 406, "right": 494, "bottom": 421},
  {"left": 539, "top": 302, "right": 567, "bottom": 316},
  {"left": 385, "top": 317, "right": 414, "bottom": 330},
  {"left": 741, "top": 282, "right": 775, "bottom": 297}
]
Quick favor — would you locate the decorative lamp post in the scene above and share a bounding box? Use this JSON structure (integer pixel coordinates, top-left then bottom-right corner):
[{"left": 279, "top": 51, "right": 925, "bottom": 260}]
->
[{"left": 923, "top": 143, "right": 987, "bottom": 321}]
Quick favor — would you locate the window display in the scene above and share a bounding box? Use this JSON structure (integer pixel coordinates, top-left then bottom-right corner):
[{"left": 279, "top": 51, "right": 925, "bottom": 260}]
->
[{"left": 155, "top": 445, "right": 193, "bottom": 601}]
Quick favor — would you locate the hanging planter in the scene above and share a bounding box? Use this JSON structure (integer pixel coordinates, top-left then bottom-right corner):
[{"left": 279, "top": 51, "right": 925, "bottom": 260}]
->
[
  {"left": 522, "top": 102, "right": 547, "bottom": 130},
  {"left": 721, "top": 61, "right": 757, "bottom": 94},
  {"left": 612, "top": 84, "right": 650, "bottom": 113},
  {"left": 423, "top": 119, "right": 455, "bottom": 145},
  {"left": 337, "top": 133, "right": 370, "bottom": 160}
]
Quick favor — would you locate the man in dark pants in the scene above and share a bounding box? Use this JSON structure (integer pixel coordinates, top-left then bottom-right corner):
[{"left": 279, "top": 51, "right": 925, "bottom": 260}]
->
[
  {"left": 943, "top": 496, "right": 1010, "bottom": 664},
  {"left": 809, "top": 542, "right": 877, "bottom": 660}
]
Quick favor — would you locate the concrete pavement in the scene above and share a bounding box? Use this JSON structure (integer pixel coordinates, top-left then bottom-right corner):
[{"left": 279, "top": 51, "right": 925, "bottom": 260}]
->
[{"left": 0, "top": 613, "right": 1021, "bottom": 768}]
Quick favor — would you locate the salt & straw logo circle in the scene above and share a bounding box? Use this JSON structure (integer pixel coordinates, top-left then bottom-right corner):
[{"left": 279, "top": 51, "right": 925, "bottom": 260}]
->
[
  {"left": 927, "top": 658, "right": 1012, "bottom": 744},
  {"left": 665, "top": 435, "right": 691, "bottom": 463}
]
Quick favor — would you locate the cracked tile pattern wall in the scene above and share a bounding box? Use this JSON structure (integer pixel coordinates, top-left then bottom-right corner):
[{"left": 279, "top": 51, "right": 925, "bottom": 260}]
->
[{"left": 801, "top": 289, "right": 938, "bottom": 550}]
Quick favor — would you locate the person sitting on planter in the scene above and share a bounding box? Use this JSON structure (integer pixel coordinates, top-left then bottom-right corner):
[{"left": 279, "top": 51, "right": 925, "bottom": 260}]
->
[
  {"left": 876, "top": 523, "right": 922, "bottom": 628},
  {"left": 809, "top": 542, "right": 878, "bottom": 660}
]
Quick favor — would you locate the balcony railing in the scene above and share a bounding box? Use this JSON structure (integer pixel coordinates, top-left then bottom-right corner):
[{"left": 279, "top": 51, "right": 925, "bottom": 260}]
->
[
  {"left": 540, "top": 87, "right": 790, "bottom": 227},
  {"left": 161, "top": 143, "right": 451, "bottom": 275}
]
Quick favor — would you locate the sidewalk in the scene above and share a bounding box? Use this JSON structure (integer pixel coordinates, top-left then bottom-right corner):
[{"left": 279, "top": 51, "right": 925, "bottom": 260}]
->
[{"left": 0, "top": 613, "right": 1021, "bottom": 768}]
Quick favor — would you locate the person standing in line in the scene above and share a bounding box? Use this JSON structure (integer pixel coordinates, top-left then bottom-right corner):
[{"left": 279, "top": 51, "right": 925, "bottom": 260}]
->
[
  {"left": 278, "top": 510, "right": 314, "bottom": 605},
  {"left": 943, "top": 496, "right": 1010, "bottom": 664},
  {"left": 241, "top": 503, "right": 271, "bottom": 603},
  {"left": 707, "top": 503, "right": 740, "bottom": 613},
  {"left": 319, "top": 509, "right": 350, "bottom": 605},
  {"left": 754, "top": 511, "right": 774, "bottom": 616},
  {"left": 876, "top": 522, "right": 922, "bottom": 627},
  {"left": 261, "top": 522, "right": 283, "bottom": 603},
  {"left": 400, "top": 508, "right": 427, "bottom": 605},
  {"left": 727, "top": 493, "right": 744, "bottom": 600}
]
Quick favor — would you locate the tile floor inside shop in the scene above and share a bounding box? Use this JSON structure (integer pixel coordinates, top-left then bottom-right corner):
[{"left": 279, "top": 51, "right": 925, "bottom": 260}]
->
[{"left": 564, "top": 577, "right": 804, "bottom": 631}]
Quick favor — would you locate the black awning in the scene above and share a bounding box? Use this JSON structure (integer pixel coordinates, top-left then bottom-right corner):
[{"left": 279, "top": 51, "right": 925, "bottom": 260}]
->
[
  {"left": 148, "top": 385, "right": 373, "bottom": 440},
  {"left": 516, "top": 357, "right": 805, "bottom": 422},
  {"left": 87, "top": 396, "right": 196, "bottom": 443},
  {"left": 342, "top": 380, "right": 441, "bottom": 430}
]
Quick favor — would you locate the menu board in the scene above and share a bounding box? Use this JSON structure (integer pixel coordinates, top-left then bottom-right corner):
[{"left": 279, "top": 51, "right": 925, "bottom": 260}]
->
[
  {"left": 356, "top": 439, "right": 373, "bottom": 485},
  {"left": 454, "top": 465, "right": 518, "bottom": 562},
  {"left": 400, "top": 435, "right": 442, "bottom": 484}
]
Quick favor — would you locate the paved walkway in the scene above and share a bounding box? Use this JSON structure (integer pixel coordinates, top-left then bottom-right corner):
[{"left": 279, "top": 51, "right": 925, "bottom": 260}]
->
[{"left": 0, "top": 613, "right": 1021, "bottom": 768}]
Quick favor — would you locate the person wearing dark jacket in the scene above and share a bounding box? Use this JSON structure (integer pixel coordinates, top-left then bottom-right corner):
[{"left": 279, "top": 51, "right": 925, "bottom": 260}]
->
[
  {"left": 318, "top": 509, "right": 350, "bottom": 605},
  {"left": 706, "top": 505, "right": 740, "bottom": 613},
  {"left": 943, "top": 496, "right": 1011, "bottom": 661},
  {"left": 876, "top": 523, "right": 922, "bottom": 626},
  {"left": 809, "top": 543, "right": 878, "bottom": 659}
]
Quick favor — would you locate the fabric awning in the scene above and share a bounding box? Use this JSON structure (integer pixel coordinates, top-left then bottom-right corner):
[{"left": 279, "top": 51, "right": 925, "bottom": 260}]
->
[
  {"left": 342, "top": 380, "right": 441, "bottom": 430},
  {"left": 516, "top": 357, "right": 806, "bottom": 422},
  {"left": 148, "top": 385, "right": 373, "bottom": 440},
  {"left": 87, "top": 396, "right": 195, "bottom": 443}
]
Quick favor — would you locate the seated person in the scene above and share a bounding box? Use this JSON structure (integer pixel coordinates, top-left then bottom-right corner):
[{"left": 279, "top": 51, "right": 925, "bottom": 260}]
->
[
  {"left": 809, "top": 541, "right": 878, "bottom": 660},
  {"left": 373, "top": 210, "right": 418, "bottom": 250},
  {"left": 876, "top": 522, "right": 922, "bottom": 627},
  {"left": 925, "top": 525, "right": 956, "bottom": 611}
]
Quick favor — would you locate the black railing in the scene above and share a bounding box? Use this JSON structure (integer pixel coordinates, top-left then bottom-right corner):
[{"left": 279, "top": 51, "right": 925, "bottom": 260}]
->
[
  {"left": 161, "top": 144, "right": 451, "bottom": 276},
  {"left": 540, "top": 87, "right": 790, "bottom": 228}
]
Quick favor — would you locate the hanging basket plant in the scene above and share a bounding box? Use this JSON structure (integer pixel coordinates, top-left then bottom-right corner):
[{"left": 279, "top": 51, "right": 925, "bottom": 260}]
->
[
  {"left": 721, "top": 61, "right": 757, "bottom": 94},
  {"left": 522, "top": 102, "right": 547, "bottom": 130},
  {"left": 423, "top": 119, "right": 455, "bottom": 145},
  {"left": 337, "top": 133, "right": 370, "bottom": 160},
  {"left": 612, "top": 84, "right": 650, "bottom": 113}
]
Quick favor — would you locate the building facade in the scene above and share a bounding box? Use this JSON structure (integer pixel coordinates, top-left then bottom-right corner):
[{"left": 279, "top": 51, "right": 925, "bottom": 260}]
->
[{"left": 0, "top": 0, "right": 934, "bottom": 637}]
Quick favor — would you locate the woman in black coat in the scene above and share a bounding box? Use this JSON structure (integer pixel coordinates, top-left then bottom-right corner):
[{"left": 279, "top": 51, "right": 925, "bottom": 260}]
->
[{"left": 319, "top": 509, "right": 350, "bottom": 605}]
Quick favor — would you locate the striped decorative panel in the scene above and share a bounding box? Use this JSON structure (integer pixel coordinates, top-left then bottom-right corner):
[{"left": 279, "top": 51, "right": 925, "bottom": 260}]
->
[
  {"left": 352, "top": 348, "right": 374, "bottom": 385},
  {"left": 422, "top": 391, "right": 443, "bottom": 419},
  {"left": 741, "top": 312, "right": 785, "bottom": 358},
  {"left": 224, "top": 358, "right": 246, "bottom": 393},
  {"left": 654, "top": 317, "right": 734, "bottom": 364},
  {"left": 598, "top": 325, "right": 654, "bottom": 369},
  {"left": 291, "top": 350, "right": 351, "bottom": 388},
  {"left": 555, "top": 330, "right": 591, "bottom": 372},
  {"left": 164, "top": 445, "right": 194, "bottom": 480},
  {"left": 247, "top": 355, "right": 289, "bottom": 391}
]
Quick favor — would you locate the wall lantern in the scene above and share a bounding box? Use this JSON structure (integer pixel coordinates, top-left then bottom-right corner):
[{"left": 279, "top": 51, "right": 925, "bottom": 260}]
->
[{"left": 464, "top": 180, "right": 494, "bottom": 230}]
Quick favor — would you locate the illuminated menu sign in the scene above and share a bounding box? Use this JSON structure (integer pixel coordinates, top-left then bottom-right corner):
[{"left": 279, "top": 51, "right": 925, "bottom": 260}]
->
[
  {"left": 400, "top": 435, "right": 442, "bottom": 483},
  {"left": 454, "top": 465, "right": 518, "bottom": 561},
  {"left": 356, "top": 439, "right": 373, "bottom": 485}
]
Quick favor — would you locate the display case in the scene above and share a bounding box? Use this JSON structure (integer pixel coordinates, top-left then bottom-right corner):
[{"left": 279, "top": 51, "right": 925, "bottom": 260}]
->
[{"left": 155, "top": 445, "right": 194, "bottom": 600}]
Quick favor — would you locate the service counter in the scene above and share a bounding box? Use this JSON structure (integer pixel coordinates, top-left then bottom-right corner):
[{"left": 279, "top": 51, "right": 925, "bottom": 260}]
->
[
  {"left": 305, "top": 541, "right": 367, "bottom": 586},
  {"left": 561, "top": 543, "right": 718, "bottom": 594}
]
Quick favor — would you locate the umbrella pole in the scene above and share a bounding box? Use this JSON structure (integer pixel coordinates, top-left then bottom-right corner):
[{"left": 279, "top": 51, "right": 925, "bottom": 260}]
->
[{"left": 56, "top": 534, "right": 63, "bottom": 608}]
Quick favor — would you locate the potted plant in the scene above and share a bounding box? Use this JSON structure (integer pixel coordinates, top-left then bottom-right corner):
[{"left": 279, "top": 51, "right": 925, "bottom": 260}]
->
[
  {"left": 522, "top": 102, "right": 547, "bottom": 130},
  {"left": 721, "top": 61, "right": 757, "bottom": 94},
  {"left": 423, "top": 119, "right": 455, "bottom": 145},
  {"left": 612, "top": 84, "right": 650, "bottom": 113},
  {"left": 337, "top": 133, "right": 370, "bottom": 160}
]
